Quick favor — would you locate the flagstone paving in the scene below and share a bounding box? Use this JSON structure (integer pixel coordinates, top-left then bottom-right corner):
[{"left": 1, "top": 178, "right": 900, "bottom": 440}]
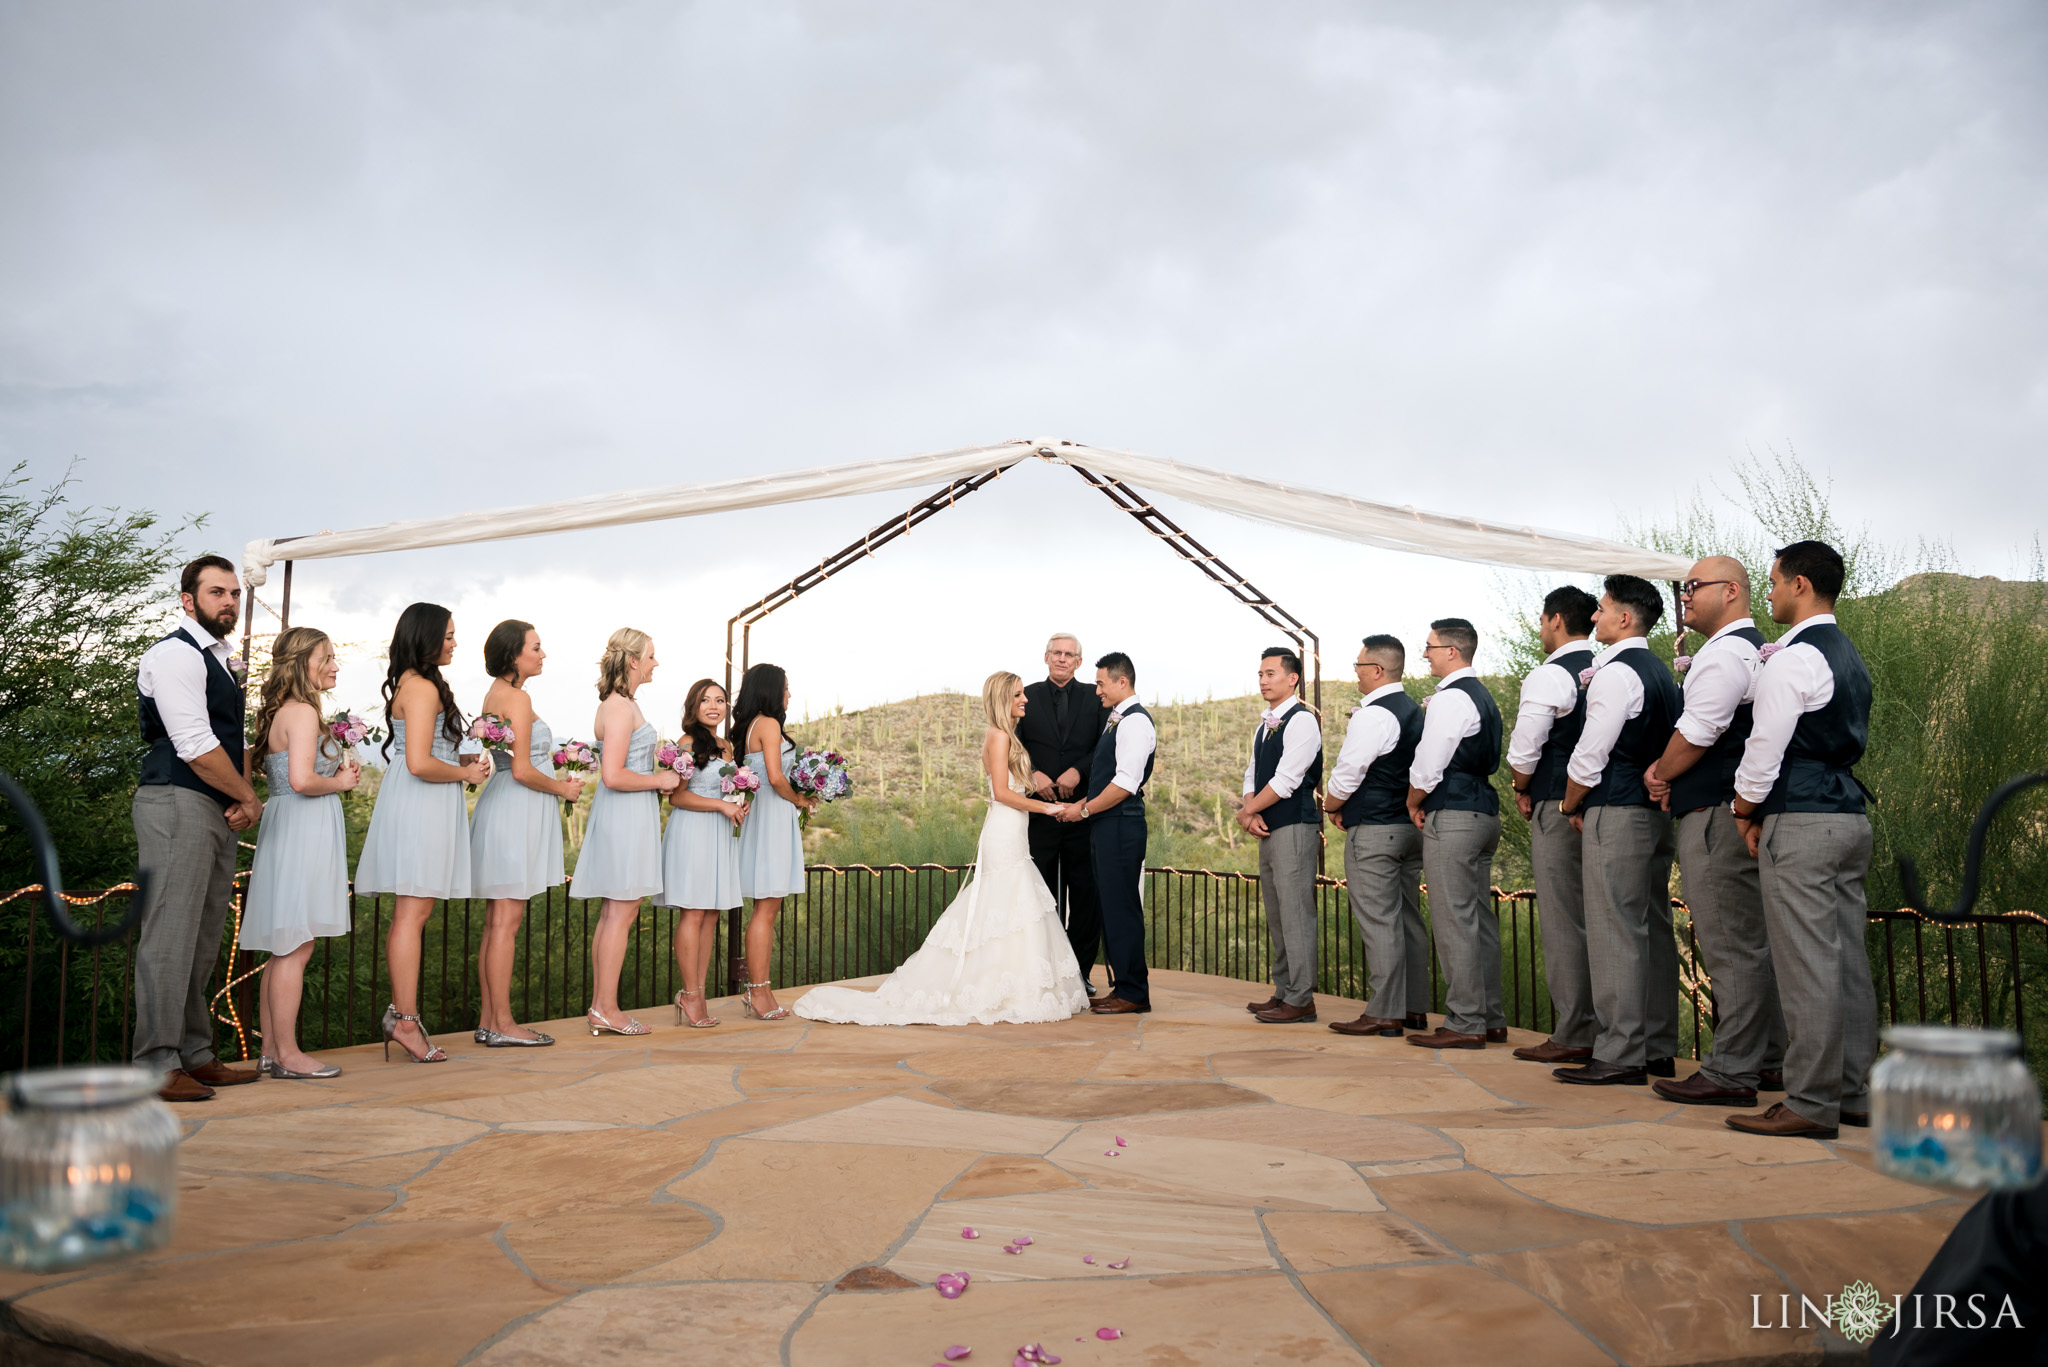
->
[{"left": 0, "top": 969, "right": 1983, "bottom": 1366}]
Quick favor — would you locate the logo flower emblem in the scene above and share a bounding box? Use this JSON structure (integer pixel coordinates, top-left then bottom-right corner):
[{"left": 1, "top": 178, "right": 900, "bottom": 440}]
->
[{"left": 1832, "top": 1280, "right": 1895, "bottom": 1345}]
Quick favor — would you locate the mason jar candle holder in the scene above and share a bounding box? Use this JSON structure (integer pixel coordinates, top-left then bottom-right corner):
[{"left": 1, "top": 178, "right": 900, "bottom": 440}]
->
[
  {"left": 1872, "top": 1025, "right": 2042, "bottom": 1192},
  {"left": 0, "top": 1066, "right": 180, "bottom": 1271}
]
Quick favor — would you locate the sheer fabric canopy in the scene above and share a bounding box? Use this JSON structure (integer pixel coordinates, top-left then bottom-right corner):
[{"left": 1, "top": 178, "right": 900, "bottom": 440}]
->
[{"left": 242, "top": 437, "right": 1690, "bottom": 586}]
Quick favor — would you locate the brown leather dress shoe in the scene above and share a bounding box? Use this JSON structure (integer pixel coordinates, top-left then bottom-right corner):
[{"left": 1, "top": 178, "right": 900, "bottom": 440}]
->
[
  {"left": 1652, "top": 1072, "right": 1758, "bottom": 1106},
  {"left": 1329, "top": 1013, "right": 1406, "bottom": 1037},
  {"left": 1090, "top": 996, "right": 1151, "bottom": 1015},
  {"left": 1246, "top": 996, "right": 1282, "bottom": 1014},
  {"left": 1403, "top": 1013, "right": 1430, "bottom": 1031},
  {"left": 1758, "top": 1069, "right": 1785, "bottom": 1092},
  {"left": 1484, "top": 1027, "right": 1509, "bottom": 1044},
  {"left": 158, "top": 1070, "right": 215, "bottom": 1103},
  {"left": 1254, "top": 1001, "right": 1317, "bottom": 1024},
  {"left": 1512, "top": 1039, "right": 1593, "bottom": 1063},
  {"left": 1726, "top": 1102, "right": 1837, "bottom": 1140},
  {"left": 188, "top": 1060, "right": 259, "bottom": 1088},
  {"left": 1406, "top": 1026, "right": 1485, "bottom": 1050}
]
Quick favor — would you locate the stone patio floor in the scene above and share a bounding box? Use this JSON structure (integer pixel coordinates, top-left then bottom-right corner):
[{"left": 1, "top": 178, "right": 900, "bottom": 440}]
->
[{"left": 0, "top": 970, "right": 1975, "bottom": 1366}]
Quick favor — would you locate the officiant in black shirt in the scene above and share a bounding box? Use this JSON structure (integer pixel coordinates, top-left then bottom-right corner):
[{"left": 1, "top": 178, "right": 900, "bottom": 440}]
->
[{"left": 1019, "top": 632, "right": 1109, "bottom": 992}]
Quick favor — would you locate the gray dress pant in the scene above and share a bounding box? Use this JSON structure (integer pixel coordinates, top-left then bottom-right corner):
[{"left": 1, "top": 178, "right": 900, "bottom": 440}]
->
[
  {"left": 1528, "top": 803, "right": 1596, "bottom": 1048},
  {"left": 1758, "top": 811, "right": 1877, "bottom": 1127},
  {"left": 1677, "top": 805, "right": 1787, "bottom": 1089},
  {"left": 1343, "top": 821, "right": 1430, "bottom": 1020},
  {"left": 1421, "top": 809, "right": 1502, "bottom": 1037},
  {"left": 130, "top": 785, "right": 239, "bottom": 1080},
  {"left": 1582, "top": 804, "right": 1679, "bottom": 1067},
  {"left": 1259, "top": 822, "right": 1322, "bottom": 1007}
]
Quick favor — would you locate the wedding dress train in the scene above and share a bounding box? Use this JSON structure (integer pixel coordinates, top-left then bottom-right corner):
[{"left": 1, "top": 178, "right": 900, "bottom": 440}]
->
[{"left": 793, "top": 774, "right": 1089, "bottom": 1026}]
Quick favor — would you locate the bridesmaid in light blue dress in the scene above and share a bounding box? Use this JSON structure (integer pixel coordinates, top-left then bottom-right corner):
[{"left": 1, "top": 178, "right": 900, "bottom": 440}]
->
[
  {"left": 732, "top": 663, "right": 815, "bottom": 1021},
  {"left": 568, "top": 628, "right": 680, "bottom": 1036},
  {"left": 657, "top": 679, "right": 748, "bottom": 1027},
  {"left": 355, "top": 603, "right": 492, "bottom": 1063},
  {"left": 241, "top": 627, "right": 361, "bottom": 1079},
  {"left": 470, "top": 619, "right": 588, "bottom": 1047}
]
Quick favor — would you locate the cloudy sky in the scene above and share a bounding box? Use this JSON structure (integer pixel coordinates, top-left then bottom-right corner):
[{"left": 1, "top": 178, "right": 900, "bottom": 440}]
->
[{"left": 4, "top": 2, "right": 2044, "bottom": 734}]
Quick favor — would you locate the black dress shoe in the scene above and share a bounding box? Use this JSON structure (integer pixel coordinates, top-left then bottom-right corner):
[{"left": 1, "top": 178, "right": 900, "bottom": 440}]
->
[
  {"left": 1403, "top": 1013, "right": 1430, "bottom": 1031},
  {"left": 1758, "top": 1069, "right": 1785, "bottom": 1092},
  {"left": 1083, "top": 982, "right": 1098, "bottom": 998},
  {"left": 1646, "top": 1056, "right": 1676, "bottom": 1078},
  {"left": 1484, "top": 1027, "right": 1509, "bottom": 1044},
  {"left": 1554, "top": 1059, "right": 1648, "bottom": 1086}
]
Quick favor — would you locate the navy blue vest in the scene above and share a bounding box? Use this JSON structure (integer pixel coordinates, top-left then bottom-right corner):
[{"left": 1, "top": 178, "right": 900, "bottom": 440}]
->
[
  {"left": 1342, "top": 689, "right": 1423, "bottom": 827},
  {"left": 1580, "top": 647, "right": 1681, "bottom": 810},
  {"left": 1527, "top": 646, "right": 1594, "bottom": 802},
  {"left": 1251, "top": 701, "right": 1323, "bottom": 830},
  {"left": 1757, "top": 622, "right": 1871, "bottom": 816},
  {"left": 1087, "top": 701, "right": 1154, "bottom": 816},
  {"left": 138, "top": 628, "right": 245, "bottom": 807},
  {"left": 1669, "top": 626, "right": 1765, "bottom": 814},
  {"left": 1421, "top": 677, "right": 1502, "bottom": 816}
]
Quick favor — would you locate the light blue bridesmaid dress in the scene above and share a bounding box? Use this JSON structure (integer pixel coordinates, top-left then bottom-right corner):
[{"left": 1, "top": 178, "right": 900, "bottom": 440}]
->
[
  {"left": 470, "top": 714, "right": 566, "bottom": 901},
  {"left": 569, "top": 722, "right": 663, "bottom": 901},
  {"left": 241, "top": 743, "right": 350, "bottom": 954},
  {"left": 739, "top": 739, "right": 805, "bottom": 899},
  {"left": 656, "top": 750, "right": 744, "bottom": 911},
  {"left": 355, "top": 715, "right": 472, "bottom": 899}
]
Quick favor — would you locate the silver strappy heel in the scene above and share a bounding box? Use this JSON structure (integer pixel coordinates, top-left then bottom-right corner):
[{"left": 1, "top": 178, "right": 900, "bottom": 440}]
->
[
  {"left": 382, "top": 1004, "right": 449, "bottom": 1062},
  {"left": 673, "top": 988, "right": 719, "bottom": 1028},
  {"left": 739, "top": 980, "right": 789, "bottom": 1021}
]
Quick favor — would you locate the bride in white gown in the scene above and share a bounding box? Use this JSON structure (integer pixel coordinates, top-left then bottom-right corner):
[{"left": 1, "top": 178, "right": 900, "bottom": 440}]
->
[{"left": 794, "top": 671, "right": 1090, "bottom": 1026}]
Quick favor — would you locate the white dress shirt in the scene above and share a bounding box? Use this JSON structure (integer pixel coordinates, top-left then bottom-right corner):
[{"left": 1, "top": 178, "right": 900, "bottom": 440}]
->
[
  {"left": 1505, "top": 640, "right": 1591, "bottom": 775},
  {"left": 1735, "top": 614, "right": 1837, "bottom": 804},
  {"left": 1566, "top": 637, "right": 1649, "bottom": 789},
  {"left": 1675, "top": 618, "right": 1761, "bottom": 749},
  {"left": 136, "top": 615, "right": 235, "bottom": 764},
  {"left": 1105, "top": 695, "right": 1158, "bottom": 796},
  {"left": 1328, "top": 682, "right": 1408, "bottom": 800},
  {"left": 1242, "top": 700, "right": 1322, "bottom": 799},
  {"left": 1408, "top": 667, "right": 1482, "bottom": 795}
]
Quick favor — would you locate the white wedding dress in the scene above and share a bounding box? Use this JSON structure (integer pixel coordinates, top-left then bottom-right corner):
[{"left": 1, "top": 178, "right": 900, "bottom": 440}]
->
[{"left": 794, "top": 771, "right": 1090, "bottom": 1026}]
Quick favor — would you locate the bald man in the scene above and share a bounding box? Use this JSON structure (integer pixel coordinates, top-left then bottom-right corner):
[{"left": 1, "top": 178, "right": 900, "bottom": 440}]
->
[{"left": 1647, "top": 557, "right": 1787, "bottom": 1106}]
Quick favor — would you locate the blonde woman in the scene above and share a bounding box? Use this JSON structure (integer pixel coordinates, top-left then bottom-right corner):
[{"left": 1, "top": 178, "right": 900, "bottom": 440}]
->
[
  {"left": 568, "top": 628, "right": 679, "bottom": 1035},
  {"left": 794, "top": 671, "right": 1089, "bottom": 1026},
  {"left": 241, "top": 627, "right": 361, "bottom": 1078}
]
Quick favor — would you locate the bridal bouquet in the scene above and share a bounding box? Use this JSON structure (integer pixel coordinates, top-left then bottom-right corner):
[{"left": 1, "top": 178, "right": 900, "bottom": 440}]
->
[
  {"left": 551, "top": 738, "right": 596, "bottom": 776},
  {"left": 788, "top": 747, "right": 852, "bottom": 829},
  {"left": 655, "top": 739, "right": 697, "bottom": 784},
  {"left": 323, "top": 710, "right": 384, "bottom": 760},
  {"left": 468, "top": 713, "right": 517, "bottom": 752},
  {"left": 717, "top": 762, "right": 762, "bottom": 837}
]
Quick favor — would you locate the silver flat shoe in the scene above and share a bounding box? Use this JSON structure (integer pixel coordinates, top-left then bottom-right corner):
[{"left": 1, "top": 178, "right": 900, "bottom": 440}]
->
[
  {"left": 260, "top": 1054, "right": 342, "bottom": 1080},
  {"left": 475, "top": 1027, "right": 556, "bottom": 1047}
]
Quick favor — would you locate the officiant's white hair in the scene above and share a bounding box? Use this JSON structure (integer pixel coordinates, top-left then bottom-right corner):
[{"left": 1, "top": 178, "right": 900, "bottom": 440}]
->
[{"left": 1045, "top": 632, "right": 1080, "bottom": 652}]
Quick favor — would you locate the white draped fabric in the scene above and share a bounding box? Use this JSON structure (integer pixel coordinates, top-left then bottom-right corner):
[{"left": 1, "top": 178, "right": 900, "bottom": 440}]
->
[{"left": 242, "top": 437, "right": 1691, "bottom": 585}]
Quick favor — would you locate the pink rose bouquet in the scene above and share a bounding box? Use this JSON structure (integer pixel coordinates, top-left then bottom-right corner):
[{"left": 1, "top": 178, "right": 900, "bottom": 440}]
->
[
  {"left": 468, "top": 713, "right": 516, "bottom": 752},
  {"left": 323, "top": 709, "right": 384, "bottom": 760},
  {"left": 551, "top": 738, "right": 596, "bottom": 775},
  {"left": 717, "top": 762, "right": 762, "bottom": 837},
  {"left": 655, "top": 739, "right": 697, "bottom": 784},
  {"left": 787, "top": 748, "right": 852, "bottom": 829}
]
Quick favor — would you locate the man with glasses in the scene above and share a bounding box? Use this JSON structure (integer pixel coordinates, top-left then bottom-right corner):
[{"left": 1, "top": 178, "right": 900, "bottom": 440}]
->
[
  {"left": 1505, "top": 586, "right": 1600, "bottom": 1064},
  {"left": 1019, "top": 633, "right": 1109, "bottom": 992},
  {"left": 1324, "top": 635, "right": 1430, "bottom": 1037},
  {"left": 1644, "top": 557, "right": 1788, "bottom": 1108},
  {"left": 1403, "top": 619, "right": 1506, "bottom": 1050},
  {"left": 1555, "top": 574, "right": 1681, "bottom": 1087}
]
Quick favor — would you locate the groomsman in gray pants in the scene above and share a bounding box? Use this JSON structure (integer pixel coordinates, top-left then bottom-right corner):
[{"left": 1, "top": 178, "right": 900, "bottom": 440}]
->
[
  {"left": 1324, "top": 635, "right": 1430, "bottom": 1037},
  {"left": 1404, "top": 619, "right": 1507, "bottom": 1051},
  {"left": 1506, "top": 586, "right": 1599, "bottom": 1063},
  {"left": 1645, "top": 556, "right": 1788, "bottom": 1107},
  {"left": 1556, "top": 575, "right": 1681, "bottom": 1087},
  {"left": 132, "top": 555, "right": 264, "bottom": 1102},
  {"left": 1239, "top": 647, "right": 1325, "bottom": 1023},
  {"left": 1727, "top": 540, "right": 1877, "bottom": 1141}
]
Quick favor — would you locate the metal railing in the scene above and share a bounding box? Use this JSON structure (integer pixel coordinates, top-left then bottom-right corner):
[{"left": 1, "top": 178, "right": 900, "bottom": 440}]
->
[{"left": 7, "top": 867, "right": 2044, "bottom": 1073}]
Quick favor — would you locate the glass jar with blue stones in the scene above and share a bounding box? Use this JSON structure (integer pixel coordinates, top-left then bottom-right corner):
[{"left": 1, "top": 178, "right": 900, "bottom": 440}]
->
[
  {"left": 1, "top": 1066, "right": 179, "bottom": 1270},
  {"left": 1872, "top": 1025, "right": 2042, "bottom": 1191}
]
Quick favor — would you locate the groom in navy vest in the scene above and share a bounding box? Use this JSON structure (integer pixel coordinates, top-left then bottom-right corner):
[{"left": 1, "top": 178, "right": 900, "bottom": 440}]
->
[
  {"left": 1062, "top": 652, "right": 1156, "bottom": 1014},
  {"left": 1726, "top": 540, "right": 1877, "bottom": 1141},
  {"left": 133, "top": 555, "right": 264, "bottom": 1102}
]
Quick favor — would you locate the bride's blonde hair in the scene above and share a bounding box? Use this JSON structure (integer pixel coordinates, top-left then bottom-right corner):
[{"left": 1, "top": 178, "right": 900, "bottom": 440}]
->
[{"left": 981, "top": 671, "right": 1033, "bottom": 791}]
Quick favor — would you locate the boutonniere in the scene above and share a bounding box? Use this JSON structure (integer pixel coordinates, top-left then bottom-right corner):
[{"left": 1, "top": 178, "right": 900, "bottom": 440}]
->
[
  {"left": 226, "top": 653, "right": 248, "bottom": 682},
  {"left": 1419, "top": 694, "right": 1432, "bottom": 709},
  {"left": 1577, "top": 666, "right": 1596, "bottom": 688},
  {"left": 1673, "top": 655, "right": 1693, "bottom": 674},
  {"left": 1105, "top": 713, "right": 1122, "bottom": 731},
  {"left": 1262, "top": 717, "right": 1283, "bottom": 737},
  {"left": 1757, "top": 643, "right": 1784, "bottom": 663}
]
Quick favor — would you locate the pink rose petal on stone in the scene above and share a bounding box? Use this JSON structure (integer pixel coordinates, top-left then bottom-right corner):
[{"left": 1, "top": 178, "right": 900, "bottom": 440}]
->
[
  {"left": 935, "top": 1273, "right": 970, "bottom": 1299},
  {"left": 1011, "top": 1235, "right": 1032, "bottom": 1246},
  {"left": 943, "top": 1348, "right": 971, "bottom": 1362},
  {"left": 1081, "top": 1254, "right": 1094, "bottom": 1264},
  {"left": 1107, "top": 1257, "right": 1130, "bottom": 1269},
  {"left": 961, "top": 1227, "right": 979, "bottom": 1239},
  {"left": 1096, "top": 1327, "right": 1124, "bottom": 1340}
]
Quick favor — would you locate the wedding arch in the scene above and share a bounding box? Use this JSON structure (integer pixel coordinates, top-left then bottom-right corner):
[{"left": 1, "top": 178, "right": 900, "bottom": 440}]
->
[{"left": 242, "top": 437, "right": 1691, "bottom": 713}]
